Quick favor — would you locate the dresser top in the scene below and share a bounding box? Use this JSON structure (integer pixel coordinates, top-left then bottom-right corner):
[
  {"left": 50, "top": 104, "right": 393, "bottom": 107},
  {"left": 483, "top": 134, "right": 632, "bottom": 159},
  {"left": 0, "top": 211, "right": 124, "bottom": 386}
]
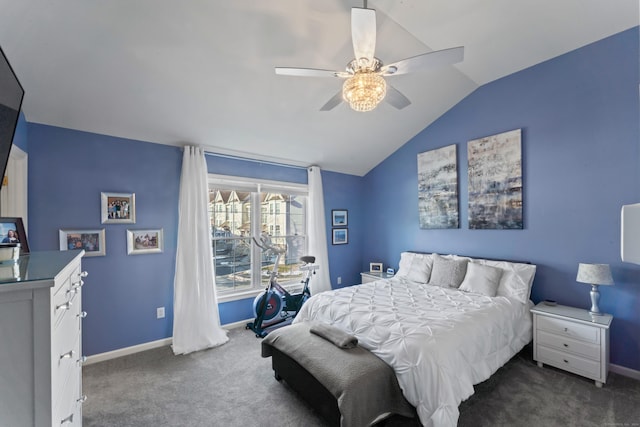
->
[
  {"left": 531, "top": 302, "right": 612, "bottom": 327},
  {"left": 0, "top": 250, "right": 84, "bottom": 290}
]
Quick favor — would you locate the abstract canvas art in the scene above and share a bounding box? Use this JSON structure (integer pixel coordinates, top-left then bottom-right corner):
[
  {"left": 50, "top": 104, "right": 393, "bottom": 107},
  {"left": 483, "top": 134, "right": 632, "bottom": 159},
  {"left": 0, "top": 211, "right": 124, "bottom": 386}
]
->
[
  {"left": 468, "top": 129, "right": 523, "bottom": 229},
  {"left": 417, "top": 144, "right": 459, "bottom": 229}
]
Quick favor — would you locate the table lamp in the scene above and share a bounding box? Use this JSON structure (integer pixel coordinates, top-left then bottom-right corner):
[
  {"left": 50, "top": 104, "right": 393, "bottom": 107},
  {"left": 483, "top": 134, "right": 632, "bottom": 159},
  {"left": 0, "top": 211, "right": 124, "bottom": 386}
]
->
[{"left": 576, "top": 263, "right": 614, "bottom": 315}]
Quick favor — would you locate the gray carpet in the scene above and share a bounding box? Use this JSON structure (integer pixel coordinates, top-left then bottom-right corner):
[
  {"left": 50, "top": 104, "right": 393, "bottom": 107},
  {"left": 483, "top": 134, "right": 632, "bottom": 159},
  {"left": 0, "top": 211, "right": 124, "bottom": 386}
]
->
[{"left": 83, "top": 327, "right": 640, "bottom": 426}]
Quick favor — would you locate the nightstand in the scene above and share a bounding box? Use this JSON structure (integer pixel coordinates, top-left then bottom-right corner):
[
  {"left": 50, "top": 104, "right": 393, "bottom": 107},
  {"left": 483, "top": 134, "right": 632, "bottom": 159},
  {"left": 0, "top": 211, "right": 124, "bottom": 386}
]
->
[
  {"left": 531, "top": 302, "right": 612, "bottom": 387},
  {"left": 360, "top": 271, "right": 394, "bottom": 283}
]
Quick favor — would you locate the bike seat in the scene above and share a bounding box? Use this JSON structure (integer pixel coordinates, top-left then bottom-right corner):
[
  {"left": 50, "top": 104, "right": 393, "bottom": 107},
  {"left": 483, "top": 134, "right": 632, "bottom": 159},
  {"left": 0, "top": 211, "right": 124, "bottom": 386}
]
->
[{"left": 300, "top": 255, "right": 315, "bottom": 264}]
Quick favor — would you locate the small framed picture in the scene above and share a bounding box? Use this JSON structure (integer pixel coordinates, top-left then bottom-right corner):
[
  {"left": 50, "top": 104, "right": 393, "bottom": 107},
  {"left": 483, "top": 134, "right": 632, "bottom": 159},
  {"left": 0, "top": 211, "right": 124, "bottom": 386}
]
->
[
  {"left": 127, "top": 229, "right": 163, "bottom": 255},
  {"left": 59, "top": 229, "right": 106, "bottom": 257},
  {"left": 332, "top": 228, "right": 348, "bottom": 245},
  {"left": 370, "top": 262, "right": 383, "bottom": 273},
  {"left": 331, "top": 209, "right": 348, "bottom": 227},
  {"left": 0, "top": 217, "right": 29, "bottom": 254},
  {"left": 101, "top": 192, "right": 136, "bottom": 224}
]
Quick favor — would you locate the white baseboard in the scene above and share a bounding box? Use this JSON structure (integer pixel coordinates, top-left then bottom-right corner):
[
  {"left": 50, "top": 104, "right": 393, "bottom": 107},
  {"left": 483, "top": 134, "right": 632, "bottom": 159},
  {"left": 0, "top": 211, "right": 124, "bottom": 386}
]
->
[
  {"left": 610, "top": 363, "right": 640, "bottom": 381},
  {"left": 84, "top": 318, "right": 253, "bottom": 365}
]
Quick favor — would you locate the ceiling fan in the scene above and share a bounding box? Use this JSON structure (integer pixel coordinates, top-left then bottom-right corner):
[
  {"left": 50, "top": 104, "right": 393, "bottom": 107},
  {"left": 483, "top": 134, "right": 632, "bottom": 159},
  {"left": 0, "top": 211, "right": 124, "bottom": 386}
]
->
[{"left": 275, "top": 2, "right": 464, "bottom": 112}]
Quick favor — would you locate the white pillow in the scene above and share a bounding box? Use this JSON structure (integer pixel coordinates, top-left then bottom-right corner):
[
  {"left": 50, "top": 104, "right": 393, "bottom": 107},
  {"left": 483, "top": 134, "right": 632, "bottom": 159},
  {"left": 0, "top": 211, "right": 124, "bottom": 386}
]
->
[
  {"left": 459, "top": 262, "right": 503, "bottom": 297},
  {"left": 428, "top": 254, "right": 468, "bottom": 288},
  {"left": 477, "top": 259, "right": 537, "bottom": 304},
  {"left": 395, "top": 252, "right": 433, "bottom": 284}
]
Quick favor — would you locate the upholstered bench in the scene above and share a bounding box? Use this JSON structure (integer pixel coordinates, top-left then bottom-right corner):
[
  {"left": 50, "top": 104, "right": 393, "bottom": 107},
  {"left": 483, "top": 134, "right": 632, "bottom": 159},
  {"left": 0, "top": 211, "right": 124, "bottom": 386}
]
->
[{"left": 261, "top": 322, "right": 415, "bottom": 427}]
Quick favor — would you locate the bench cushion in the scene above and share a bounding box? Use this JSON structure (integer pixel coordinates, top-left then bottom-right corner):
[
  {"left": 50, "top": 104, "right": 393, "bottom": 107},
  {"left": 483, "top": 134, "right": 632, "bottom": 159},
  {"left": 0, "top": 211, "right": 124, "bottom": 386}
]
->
[{"left": 262, "top": 322, "right": 415, "bottom": 427}]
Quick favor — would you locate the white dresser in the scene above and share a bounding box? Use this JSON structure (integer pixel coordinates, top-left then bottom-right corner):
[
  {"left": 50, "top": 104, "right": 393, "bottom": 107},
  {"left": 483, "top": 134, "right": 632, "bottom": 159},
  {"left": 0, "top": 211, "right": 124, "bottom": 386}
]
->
[
  {"left": 0, "top": 250, "right": 87, "bottom": 426},
  {"left": 531, "top": 302, "right": 612, "bottom": 387}
]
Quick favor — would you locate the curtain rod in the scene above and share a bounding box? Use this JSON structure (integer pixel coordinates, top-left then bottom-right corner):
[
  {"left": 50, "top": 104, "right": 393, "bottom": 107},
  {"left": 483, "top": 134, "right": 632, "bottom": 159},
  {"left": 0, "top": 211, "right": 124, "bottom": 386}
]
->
[{"left": 203, "top": 150, "right": 309, "bottom": 171}]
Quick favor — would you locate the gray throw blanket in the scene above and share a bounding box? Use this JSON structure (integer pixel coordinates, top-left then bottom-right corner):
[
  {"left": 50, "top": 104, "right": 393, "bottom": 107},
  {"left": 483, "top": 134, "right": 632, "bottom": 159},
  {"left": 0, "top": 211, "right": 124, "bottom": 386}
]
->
[
  {"left": 309, "top": 322, "right": 358, "bottom": 348},
  {"left": 262, "top": 322, "right": 415, "bottom": 427}
]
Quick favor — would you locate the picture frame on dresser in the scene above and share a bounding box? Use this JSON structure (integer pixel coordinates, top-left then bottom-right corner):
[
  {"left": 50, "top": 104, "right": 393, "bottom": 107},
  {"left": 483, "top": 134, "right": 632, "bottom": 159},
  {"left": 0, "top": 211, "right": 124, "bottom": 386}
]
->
[
  {"left": 0, "top": 217, "right": 29, "bottom": 254},
  {"left": 369, "top": 262, "right": 383, "bottom": 273},
  {"left": 127, "top": 228, "right": 163, "bottom": 255},
  {"left": 59, "top": 228, "right": 106, "bottom": 257},
  {"left": 101, "top": 191, "right": 136, "bottom": 224}
]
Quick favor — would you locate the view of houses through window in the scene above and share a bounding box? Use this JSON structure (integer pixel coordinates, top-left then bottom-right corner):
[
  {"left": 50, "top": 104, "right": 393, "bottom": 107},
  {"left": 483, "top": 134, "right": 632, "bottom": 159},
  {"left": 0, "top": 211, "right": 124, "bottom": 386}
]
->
[{"left": 208, "top": 175, "right": 307, "bottom": 297}]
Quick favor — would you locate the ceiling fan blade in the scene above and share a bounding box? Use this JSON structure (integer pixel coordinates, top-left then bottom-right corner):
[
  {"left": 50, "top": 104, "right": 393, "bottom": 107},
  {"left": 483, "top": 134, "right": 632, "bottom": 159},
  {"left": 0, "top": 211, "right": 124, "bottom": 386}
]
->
[
  {"left": 381, "top": 46, "right": 464, "bottom": 76},
  {"left": 320, "top": 91, "right": 344, "bottom": 111},
  {"left": 385, "top": 85, "right": 411, "bottom": 110},
  {"left": 351, "top": 7, "right": 376, "bottom": 65},
  {"left": 275, "top": 67, "right": 348, "bottom": 78}
]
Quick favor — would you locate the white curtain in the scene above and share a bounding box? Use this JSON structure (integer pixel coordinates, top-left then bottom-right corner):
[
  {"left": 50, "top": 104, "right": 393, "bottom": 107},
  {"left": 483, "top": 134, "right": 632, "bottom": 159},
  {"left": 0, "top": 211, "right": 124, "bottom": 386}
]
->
[
  {"left": 172, "top": 146, "right": 228, "bottom": 355},
  {"left": 307, "top": 166, "right": 332, "bottom": 294}
]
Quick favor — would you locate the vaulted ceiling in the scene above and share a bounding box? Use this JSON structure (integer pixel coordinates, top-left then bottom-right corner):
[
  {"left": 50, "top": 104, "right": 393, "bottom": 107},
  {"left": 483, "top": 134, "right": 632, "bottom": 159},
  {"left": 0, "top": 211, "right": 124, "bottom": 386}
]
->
[{"left": 0, "top": 0, "right": 637, "bottom": 176}]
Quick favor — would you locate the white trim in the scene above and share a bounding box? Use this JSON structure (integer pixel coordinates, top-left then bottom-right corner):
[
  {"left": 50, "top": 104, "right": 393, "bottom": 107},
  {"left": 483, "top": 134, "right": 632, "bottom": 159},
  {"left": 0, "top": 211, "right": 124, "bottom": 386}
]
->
[
  {"left": 84, "top": 337, "right": 173, "bottom": 365},
  {"left": 610, "top": 363, "right": 640, "bottom": 381},
  {"left": 83, "top": 319, "right": 253, "bottom": 365},
  {"left": 208, "top": 173, "right": 308, "bottom": 195}
]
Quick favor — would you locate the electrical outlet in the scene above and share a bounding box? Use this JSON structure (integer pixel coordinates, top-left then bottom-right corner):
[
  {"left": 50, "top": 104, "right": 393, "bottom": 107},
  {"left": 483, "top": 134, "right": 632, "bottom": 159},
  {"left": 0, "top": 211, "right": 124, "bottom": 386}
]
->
[
  {"left": 337, "top": 276, "right": 342, "bottom": 285},
  {"left": 156, "top": 307, "right": 165, "bottom": 319}
]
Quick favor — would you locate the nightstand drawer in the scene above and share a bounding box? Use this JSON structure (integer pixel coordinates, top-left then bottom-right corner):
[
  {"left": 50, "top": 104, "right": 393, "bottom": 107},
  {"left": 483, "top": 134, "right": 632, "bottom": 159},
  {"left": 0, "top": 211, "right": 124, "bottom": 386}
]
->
[
  {"left": 537, "top": 315, "right": 599, "bottom": 344},
  {"left": 537, "top": 330, "right": 600, "bottom": 360},
  {"left": 537, "top": 345, "right": 601, "bottom": 378}
]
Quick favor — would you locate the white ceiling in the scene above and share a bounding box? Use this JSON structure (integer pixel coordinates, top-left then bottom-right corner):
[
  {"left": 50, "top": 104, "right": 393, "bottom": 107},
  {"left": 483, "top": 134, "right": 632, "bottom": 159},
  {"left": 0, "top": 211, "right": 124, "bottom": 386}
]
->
[{"left": 0, "top": 0, "right": 637, "bottom": 176}]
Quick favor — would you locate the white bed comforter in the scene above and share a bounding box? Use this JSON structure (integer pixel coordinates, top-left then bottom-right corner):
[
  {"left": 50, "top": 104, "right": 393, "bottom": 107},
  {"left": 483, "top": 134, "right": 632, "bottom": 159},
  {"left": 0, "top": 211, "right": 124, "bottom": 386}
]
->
[{"left": 293, "top": 277, "right": 532, "bottom": 427}]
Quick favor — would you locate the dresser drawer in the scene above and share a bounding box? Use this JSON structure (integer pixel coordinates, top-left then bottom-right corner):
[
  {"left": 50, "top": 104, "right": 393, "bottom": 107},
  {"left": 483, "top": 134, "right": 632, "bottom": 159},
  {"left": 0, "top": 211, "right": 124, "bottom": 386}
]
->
[
  {"left": 537, "top": 330, "right": 600, "bottom": 360},
  {"left": 53, "top": 330, "right": 81, "bottom": 412},
  {"left": 536, "top": 315, "right": 599, "bottom": 344},
  {"left": 537, "top": 345, "right": 601, "bottom": 379},
  {"left": 55, "top": 356, "right": 82, "bottom": 426},
  {"left": 53, "top": 290, "right": 81, "bottom": 361}
]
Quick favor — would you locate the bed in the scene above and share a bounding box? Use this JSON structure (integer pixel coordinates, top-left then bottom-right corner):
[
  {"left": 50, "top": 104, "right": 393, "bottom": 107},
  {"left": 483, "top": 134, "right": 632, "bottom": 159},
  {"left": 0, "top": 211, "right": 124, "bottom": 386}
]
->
[{"left": 263, "top": 252, "right": 536, "bottom": 427}]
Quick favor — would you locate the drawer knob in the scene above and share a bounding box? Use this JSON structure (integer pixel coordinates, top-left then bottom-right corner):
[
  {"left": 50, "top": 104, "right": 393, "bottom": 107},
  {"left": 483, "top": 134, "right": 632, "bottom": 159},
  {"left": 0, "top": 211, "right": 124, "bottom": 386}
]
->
[
  {"left": 56, "top": 301, "right": 72, "bottom": 311},
  {"left": 78, "top": 311, "right": 88, "bottom": 319},
  {"left": 79, "top": 271, "right": 89, "bottom": 278},
  {"left": 563, "top": 343, "right": 569, "bottom": 348},
  {"left": 60, "top": 350, "right": 75, "bottom": 360},
  {"left": 71, "top": 280, "right": 84, "bottom": 290},
  {"left": 564, "top": 327, "right": 568, "bottom": 332},
  {"left": 563, "top": 359, "right": 569, "bottom": 364},
  {"left": 77, "top": 395, "right": 88, "bottom": 404},
  {"left": 77, "top": 355, "right": 87, "bottom": 365},
  {"left": 61, "top": 413, "right": 74, "bottom": 424}
]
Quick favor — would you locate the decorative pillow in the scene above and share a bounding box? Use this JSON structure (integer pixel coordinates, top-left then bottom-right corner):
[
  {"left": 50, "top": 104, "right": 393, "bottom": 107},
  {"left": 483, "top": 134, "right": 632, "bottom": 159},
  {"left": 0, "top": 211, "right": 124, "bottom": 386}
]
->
[
  {"left": 477, "top": 259, "right": 537, "bottom": 304},
  {"left": 428, "top": 254, "right": 468, "bottom": 288},
  {"left": 458, "top": 262, "right": 503, "bottom": 297},
  {"left": 395, "top": 252, "right": 433, "bottom": 284}
]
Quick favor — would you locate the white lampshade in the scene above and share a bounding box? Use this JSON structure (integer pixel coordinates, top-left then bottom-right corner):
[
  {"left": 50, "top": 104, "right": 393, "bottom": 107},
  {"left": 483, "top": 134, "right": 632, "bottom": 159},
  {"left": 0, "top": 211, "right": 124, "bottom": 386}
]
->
[
  {"left": 576, "top": 263, "right": 614, "bottom": 286},
  {"left": 576, "top": 263, "right": 614, "bottom": 315}
]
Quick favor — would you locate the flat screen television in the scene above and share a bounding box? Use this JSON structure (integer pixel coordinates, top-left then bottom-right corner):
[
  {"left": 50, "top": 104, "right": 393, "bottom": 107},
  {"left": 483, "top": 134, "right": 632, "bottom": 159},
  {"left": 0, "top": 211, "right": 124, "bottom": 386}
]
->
[{"left": 0, "top": 45, "right": 24, "bottom": 183}]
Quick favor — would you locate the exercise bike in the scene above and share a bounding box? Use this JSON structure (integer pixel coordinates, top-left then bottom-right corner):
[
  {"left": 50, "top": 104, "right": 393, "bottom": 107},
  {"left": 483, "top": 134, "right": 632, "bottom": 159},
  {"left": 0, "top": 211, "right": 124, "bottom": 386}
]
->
[{"left": 246, "top": 233, "right": 318, "bottom": 338}]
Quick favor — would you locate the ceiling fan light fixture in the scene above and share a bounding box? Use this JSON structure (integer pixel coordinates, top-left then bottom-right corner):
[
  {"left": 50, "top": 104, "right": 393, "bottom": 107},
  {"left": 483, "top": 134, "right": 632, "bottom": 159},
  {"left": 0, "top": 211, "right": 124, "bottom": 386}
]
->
[{"left": 342, "top": 71, "right": 386, "bottom": 112}]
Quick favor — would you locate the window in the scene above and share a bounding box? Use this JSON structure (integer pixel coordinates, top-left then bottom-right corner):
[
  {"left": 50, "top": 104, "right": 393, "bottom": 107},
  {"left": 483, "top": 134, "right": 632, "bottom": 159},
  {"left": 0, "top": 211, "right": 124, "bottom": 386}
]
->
[{"left": 208, "top": 174, "right": 307, "bottom": 300}]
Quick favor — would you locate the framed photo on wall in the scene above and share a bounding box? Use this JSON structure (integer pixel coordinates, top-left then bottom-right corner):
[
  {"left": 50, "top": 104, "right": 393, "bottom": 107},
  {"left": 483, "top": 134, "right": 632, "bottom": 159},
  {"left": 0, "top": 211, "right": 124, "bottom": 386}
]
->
[
  {"left": 0, "top": 217, "right": 29, "bottom": 254},
  {"left": 331, "top": 209, "right": 348, "bottom": 227},
  {"left": 332, "top": 228, "right": 348, "bottom": 245},
  {"left": 101, "top": 192, "right": 136, "bottom": 224},
  {"left": 127, "top": 229, "right": 163, "bottom": 255},
  {"left": 59, "top": 229, "right": 106, "bottom": 257}
]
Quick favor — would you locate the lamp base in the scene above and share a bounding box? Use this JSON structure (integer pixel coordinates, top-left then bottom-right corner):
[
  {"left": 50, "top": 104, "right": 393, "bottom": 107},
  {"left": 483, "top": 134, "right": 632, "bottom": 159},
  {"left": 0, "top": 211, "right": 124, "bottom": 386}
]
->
[{"left": 589, "top": 284, "right": 602, "bottom": 315}]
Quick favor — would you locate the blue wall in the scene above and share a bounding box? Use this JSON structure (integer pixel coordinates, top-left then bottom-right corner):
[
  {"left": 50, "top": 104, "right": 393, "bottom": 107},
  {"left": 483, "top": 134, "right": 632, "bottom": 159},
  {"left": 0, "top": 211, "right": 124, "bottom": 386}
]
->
[
  {"left": 362, "top": 28, "right": 640, "bottom": 371},
  {"left": 26, "top": 126, "right": 362, "bottom": 355}
]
